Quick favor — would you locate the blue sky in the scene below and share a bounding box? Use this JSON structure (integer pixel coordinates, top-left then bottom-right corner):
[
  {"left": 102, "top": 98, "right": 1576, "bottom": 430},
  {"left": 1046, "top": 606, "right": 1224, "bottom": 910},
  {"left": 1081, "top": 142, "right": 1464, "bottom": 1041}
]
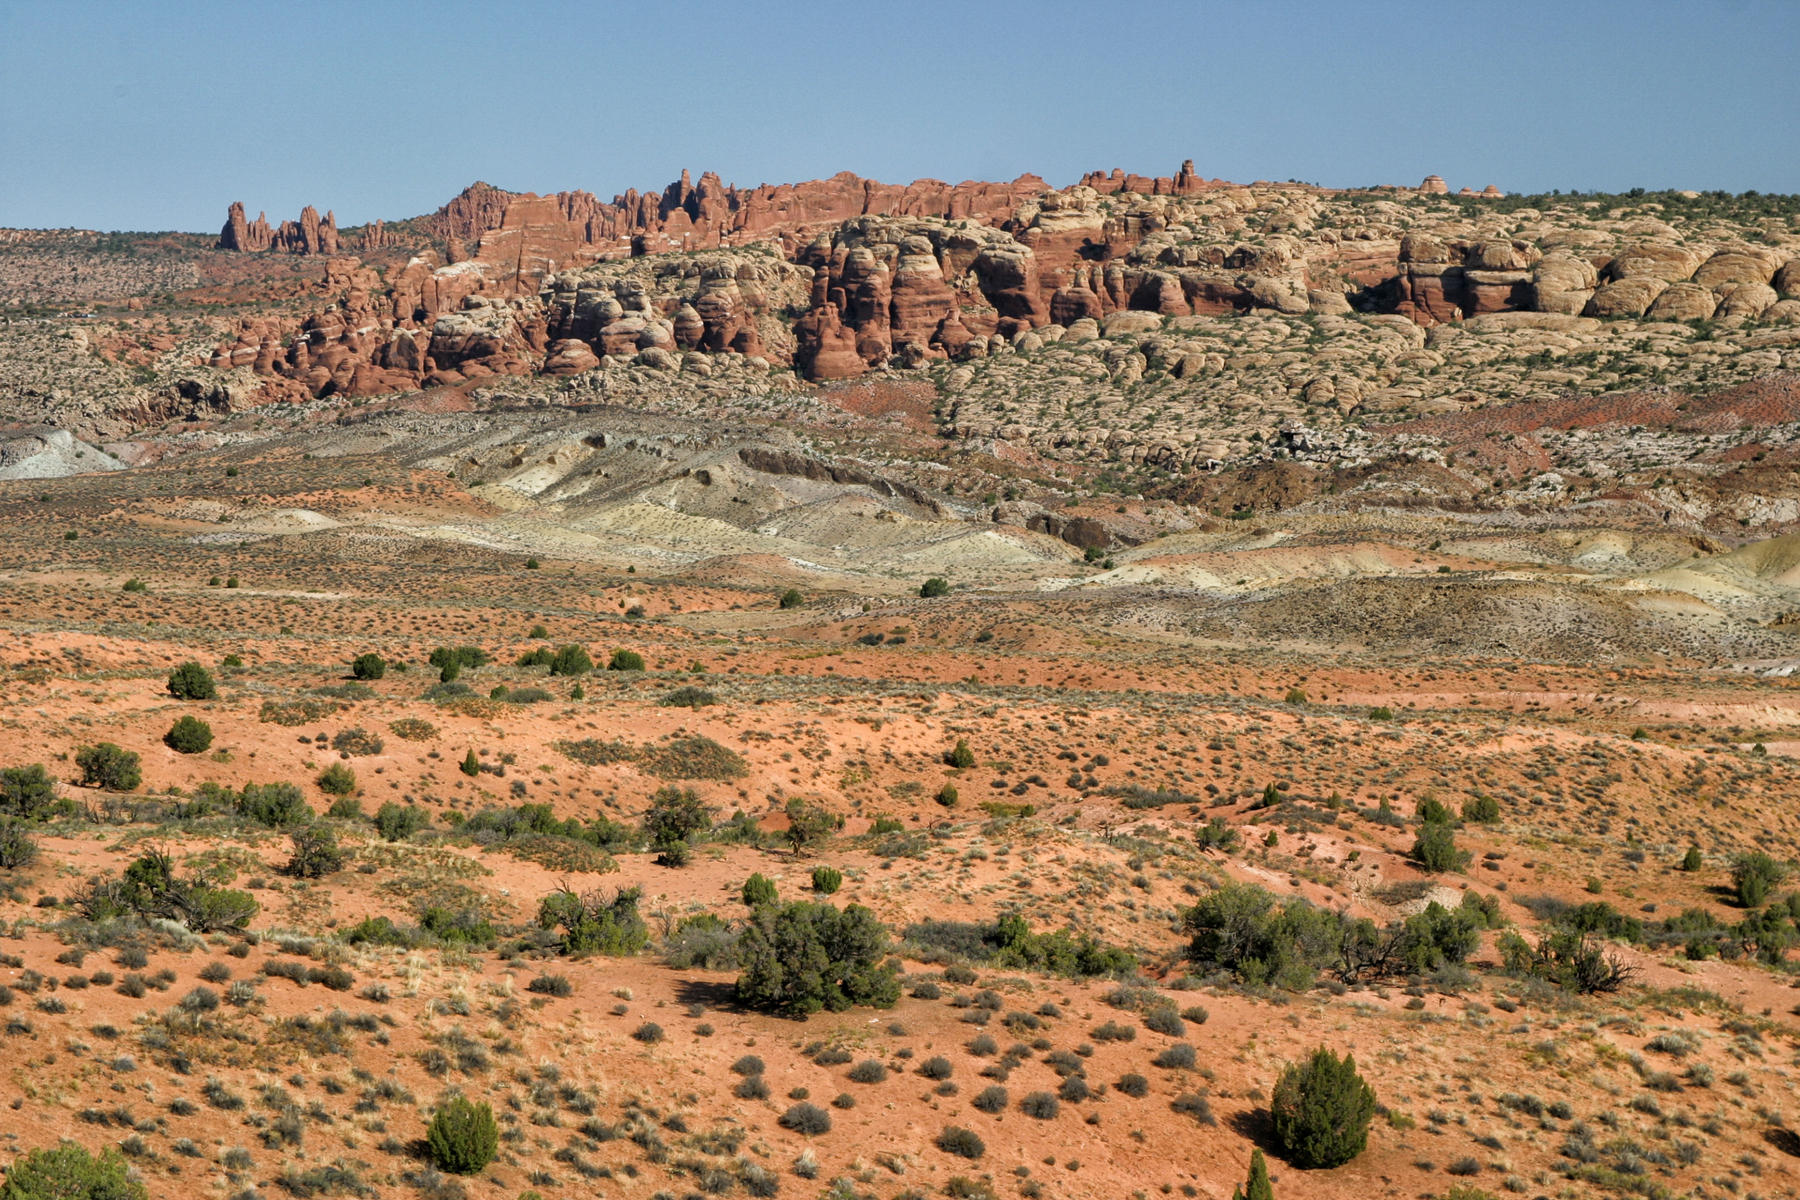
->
[{"left": 3, "top": 0, "right": 1797, "bottom": 232}]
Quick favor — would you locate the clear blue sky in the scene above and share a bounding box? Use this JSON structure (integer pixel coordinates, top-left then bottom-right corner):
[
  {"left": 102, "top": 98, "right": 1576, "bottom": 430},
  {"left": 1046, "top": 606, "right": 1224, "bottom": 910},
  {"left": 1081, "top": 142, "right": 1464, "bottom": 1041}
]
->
[{"left": 3, "top": 0, "right": 1797, "bottom": 233}]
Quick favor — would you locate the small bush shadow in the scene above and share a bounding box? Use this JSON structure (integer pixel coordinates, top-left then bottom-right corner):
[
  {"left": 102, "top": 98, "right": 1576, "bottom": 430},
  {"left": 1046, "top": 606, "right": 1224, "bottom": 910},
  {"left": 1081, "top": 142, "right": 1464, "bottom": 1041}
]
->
[{"left": 672, "top": 977, "right": 739, "bottom": 1012}]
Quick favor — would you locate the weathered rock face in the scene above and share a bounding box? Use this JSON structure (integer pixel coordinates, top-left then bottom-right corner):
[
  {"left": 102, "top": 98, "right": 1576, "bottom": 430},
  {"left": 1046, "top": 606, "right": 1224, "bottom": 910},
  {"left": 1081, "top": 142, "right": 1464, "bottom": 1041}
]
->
[
  {"left": 209, "top": 164, "right": 1800, "bottom": 399},
  {"left": 218, "top": 203, "right": 340, "bottom": 254}
]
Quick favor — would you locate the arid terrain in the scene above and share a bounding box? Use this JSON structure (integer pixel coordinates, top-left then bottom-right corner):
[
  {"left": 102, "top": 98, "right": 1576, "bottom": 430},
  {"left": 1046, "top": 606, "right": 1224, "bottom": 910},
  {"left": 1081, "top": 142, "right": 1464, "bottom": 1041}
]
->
[{"left": 0, "top": 165, "right": 1797, "bottom": 1200}]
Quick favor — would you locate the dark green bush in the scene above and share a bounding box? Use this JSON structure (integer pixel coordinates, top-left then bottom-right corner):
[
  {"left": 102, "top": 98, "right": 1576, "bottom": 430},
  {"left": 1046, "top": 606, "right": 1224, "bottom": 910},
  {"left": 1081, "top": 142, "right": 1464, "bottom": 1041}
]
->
[
  {"left": 1411, "top": 821, "right": 1470, "bottom": 874},
  {"left": 783, "top": 796, "right": 840, "bottom": 854},
  {"left": 315, "top": 763, "right": 357, "bottom": 797},
  {"left": 426, "top": 1095, "right": 498, "bottom": 1175},
  {"left": 643, "top": 786, "right": 712, "bottom": 854},
  {"left": 658, "top": 685, "right": 718, "bottom": 709},
  {"left": 1499, "top": 929, "right": 1634, "bottom": 994},
  {"left": 919, "top": 577, "right": 950, "bottom": 598},
  {"left": 1182, "top": 882, "right": 1337, "bottom": 989},
  {"left": 778, "top": 588, "right": 804, "bottom": 609},
  {"left": 1732, "top": 852, "right": 1788, "bottom": 908},
  {"left": 350, "top": 653, "right": 386, "bottom": 681},
  {"left": 164, "top": 716, "right": 214, "bottom": 755},
  {"left": 77, "top": 744, "right": 141, "bottom": 792},
  {"left": 537, "top": 887, "right": 648, "bottom": 956},
  {"left": 285, "top": 825, "right": 346, "bottom": 879},
  {"left": 811, "top": 866, "right": 843, "bottom": 895},
  {"left": 741, "top": 873, "right": 778, "bottom": 908},
  {"left": 0, "top": 819, "right": 39, "bottom": 870},
  {"left": 735, "top": 901, "right": 900, "bottom": 1015},
  {"left": 0, "top": 1140, "right": 148, "bottom": 1199},
  {"left": 607, "top": 649, "right": 645, "bottom": 672},
  {"left": 1461, "top": 795, "right": 1501, "bottom": 823},
  {"left": 166, "top": 661, "right": 218, "bottom": 701},
  {"left": 548, "top": 645, "right": 593, "bottom": 676},
  {"left": 1271, "top": 1048, "right": 1377, "bottom": 1168},
  {"left": 236, "top": 782, "right": 312, "bottom": 827},
  {"left": 0, "top": 765, "right": 58, "bottom": 819},
  {"left": 373, "top": 802, "right": 428, "bottom": 842},
  {"left": 945, "top": 739, "right": 975, "bottom": 769}
]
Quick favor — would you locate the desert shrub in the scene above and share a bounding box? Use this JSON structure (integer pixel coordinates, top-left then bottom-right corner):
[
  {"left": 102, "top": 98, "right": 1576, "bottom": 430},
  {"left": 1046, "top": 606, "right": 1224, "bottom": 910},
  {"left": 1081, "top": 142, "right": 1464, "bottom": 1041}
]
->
[
  {"left": 778, "top": 1103, "right": 831, "bottom": 1135},
  {"left": 1412, "top": 821, "right": 1470, "bottom": 874},
  {"left": 315, "top": 762, "right": 357, "bottom": 797},
  {"left": 1732, "top": 852, "right": 1788, "bottom": 908},
  {"left": 1171, "top": 1091, "right": 1214, "bottom": 1124},
  {"left": 1153, "top": 1043, "right": 1197, "bottom": 1070},
  {"left": 1239, "top": 1148, "right": 1273, "bottom": 1200},
  {"left": 1396, "top": 900, "right": 1486, "bottom": 973},
  {"left": 260, "top": 698, "right": 340, "bottom": 726},
  {"left": 1019, "top": 1091, "right": 1058, "bottom": 1119},
  {"left": 607, "top": 649, "right": 645, "bottom": 672},
  {"left": 1271, "top": 1047, "right": 1377, "bottom": 1168},
  {"left": 643, "top": 786, "right": 712, "bottom": 855},
  {"left": 350, "top": 654, "right": 386, "bottom": 681},
  {"left": 537, "top": 887, "right": 648, "bottom": 956},
  {"left": 905, "top": 914, "right": 1133, "bottom": 979},
  {"left": 1462, "top": 795, "right": 1501, "bottom": 823},
  {"left": 1182, "top": 882, "right": 1337, "bottom": 989},
  {"left": 286, "top": 825, "right": 346, "bottom": 879},
  {"left": 1195, "top": 817, "right": 1240, "bottom": 852},
  {"left": 734, "top": 1075, "right": 769, "bottom": 1100},
  {"left": 237, "top": 782, "right": 312, "bottom": 827},
  {"left": 1115, "top": 1072, "right": 1149, "bottom": 1098},
  {"left": 1143, "top": 1006, "right": 1185, "bottom": 1037},
  {"left": 945, "top": 739, "right": 976, "bottom": 768},
  {"left": 782, "top": 797, "right": 840, "bottom": 854},
  {"left": 631, "top": 1022, "right": 663, "bottom": 1044},
  {"left": 0, "top": 765, "right": 58, "bottom": 820},
  {"left": 741, "top": 873, "right": 778, "bottom": 908},
  {"left": 0, "top": 1140, "right": 148, "bottom": 1199},
  {"left": 811, "top": 866, "right": 843, "bottom": 895},
  {"left": 77, "top": 743, "right": 141, "bottom": 792},
  {"left": 164, "top": 715, "right": 214, "bottom": 755},
  {"left": 166, "top": 661, "right": 218, "bottom": 701},
  {"left": 388, "top": 718, "right": 436, "bottom": 742},
  {"left": 426, "top": 1095, "right": 498, "bottom": 1175},
  {"left": 548, "top": 645, "right": 593, "bottom": 676},
  {"left": 331, "top": 727, "right": 384, "bottom": 757},
  {"left": 735, "top": 900, "right": 900, "bottom": 1015},
  {"left": 1499, "top": 930, "right": 1635, "bottom": 994},
  {"left": 937, "top": 1126, "right": 984, "bottom": 1159},
  {"left": 659, "top": 685, "right": 717, "bottom": 709},
  {"left": 374, "top": 802, "right": 428, "bottom": 842},
  {"left": 663, "top": 913, "right": 742, "bottom": 970},
  {"left": 778, "top": 588, "right": 804, "bottom": 609},
  {"left": 847, "top": 1059, "right": 887, "bottom": 1084},
  {"left": 972, "top": 1085, "right": 1008, "bottom": 1113},
  {"left": 639, "top": 736, "right": 748, "bottom": 781},
  {"left": 731, "top": 1055, "right": 765, "bottom": 1077},
  {"left": 919, "top": 577, "right": 950, "bottom": 598},
  {"left": 936, "top": 782, "right": 959, "bottom": 807},
  {"left": 0, "top": 820, "right": 38, "bottom": 870}
]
